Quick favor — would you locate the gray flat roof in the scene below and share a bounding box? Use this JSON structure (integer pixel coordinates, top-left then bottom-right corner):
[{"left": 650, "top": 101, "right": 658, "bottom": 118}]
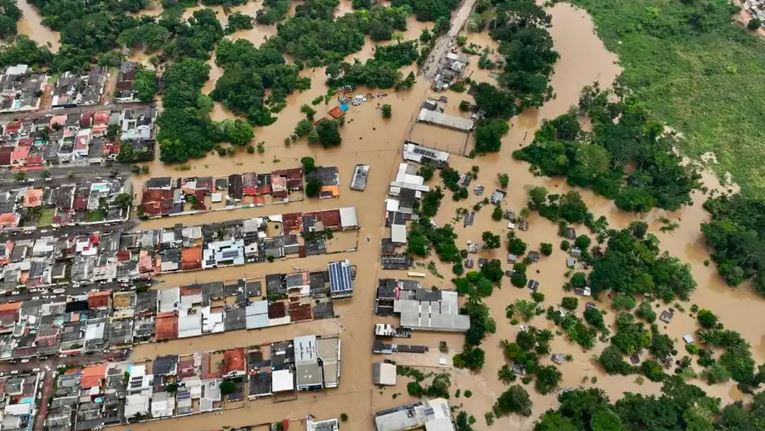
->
[{"left": 417, "top": 108, "right": 474, "bottom": 132}]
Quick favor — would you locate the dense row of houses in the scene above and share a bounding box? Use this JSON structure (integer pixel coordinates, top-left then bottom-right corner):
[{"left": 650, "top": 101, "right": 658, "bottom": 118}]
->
[
  {"left": 0, "top": 371, "right": 42, "bottom": 431},
  {"left": 140, "top": 166, "right": 341, "bottom": 218},
  {"left": 0, "top": 65, "right": 45, "bottom": 114},
  {"left": 140, "top": 166, "right": 340, "bottom": 218},
  {"left": 0, "top": 176, "right": 131, "bottom": 230},
  {"left": 45, "top": 334, "right": 341, "bottom": 430},
  {"left": 0, "top": 106, "right": 156, "bottom": 169},
  {"left": 0, "top": 260, "right": 353, "bottom": 361},
  {"left": 0, "top": 208, "right": 358, "bottom": 292}
]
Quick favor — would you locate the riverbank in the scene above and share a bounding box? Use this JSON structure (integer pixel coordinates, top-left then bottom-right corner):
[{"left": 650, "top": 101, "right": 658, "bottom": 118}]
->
[{"left": 570, "top": 0, "right": 765, "bottom": 198}]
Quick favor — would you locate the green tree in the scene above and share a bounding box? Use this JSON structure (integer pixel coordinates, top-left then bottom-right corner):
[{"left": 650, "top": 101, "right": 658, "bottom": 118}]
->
[
  {"left": 507, "top": 234, "right": 527, "bottom": 255},
  {"left": 382, "top": 104, "right": 392, "bottom": 118},
  {"left": 315, "top": 120, "right": 342, "bottom": 147},
  {"left": 498, "top": 173, "right": 509, "bottom": 188},
  {"left": 534, "top": 365, "right": 562, "bottom": 394},
  {"left": 475, "top": 118, "right": 510, "bottom": 153},
  {"left": 561, "top": 297, "right": 578, "bottom": 311},
  {"left": 598, "top": 346, "right": 633, "bottom": 375},
  {"left": 217, "top": 119, "right": 254, "bottom": 146},
  {"left": 590, "top": 408, "right": 623, "bottom": 431},
  {"left": 305, "top": 176, "right": 322, "bottom": 197},
  {"left": 114, "top": 193, "right": 133, "bottom": 210},
  {"left": 511, "top": 270, "right": 527, "bottom": 288},
  {"left": 697, "top": 309, "right": 718, "bottom": 329},
  {"left": 540, "top": 243, "right": 553, "bottom": 256},
  {"left": 498, "top": 364, "right": 516, "bottom": 384},
  {"left": 301, "top": 104, "right": 316, "bottom": 120},
  {"left": 507, "top": 299, "right": 537, "bottom": 322},
  {"left": 294, "top": 119, "right": 314, "bottom": 138},
  {"left": 134, "top": 68, "right": 157, "bottom": 102},
  {"left": 535, "top": 412, "right": 577, "bottom": 431},
  {"left": 635, "top": 301, "right": 656, "bottom": 323},
  {"left": 482, "top": 231, "right": 501, "bottom": 249},
  {"left": 492, "top": 205, "right": 503, "bottom": 221},
  {"left": 493, "top": 385, "right": 532, "bottom": 416},
  {"left": 301, "top": 156, "right": 316, "bottom": 173}
]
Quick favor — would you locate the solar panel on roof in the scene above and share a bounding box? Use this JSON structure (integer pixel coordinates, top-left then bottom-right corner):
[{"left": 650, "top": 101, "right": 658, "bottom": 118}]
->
[
  {"left": 413, "top": 147, "right": 437, "bottom": 158},
  {"left": 328, "top": 262, "right": 352, "bottom": 293},
  {"left": 221, "top": 250, "right": 239, "bottom": 259}
]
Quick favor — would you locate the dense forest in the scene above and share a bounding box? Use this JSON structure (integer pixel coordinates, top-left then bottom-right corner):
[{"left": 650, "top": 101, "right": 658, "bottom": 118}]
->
[
  {"left": 570, "top": 0, "right": 765, "bottom": 198},
  {"left": 326, "top": 41, "right": 418, "bottom": 89},
  {"left": 0, "top": 0, "right": 21, "bottom": 39},
  {"left": 535, "top": 380, "right": 765, "bottom": 431},
  {"left": 514, "top": 86, "right": 699, "bottom": 212},
  {"left": 469, "top": 0, "right": 558, "bottom": 154},
  {"left": 212, "top": 39, "right": 310, "bottom": 126},
  {"left": 702, "top": 195, "right": 765, "bottom": 296}
]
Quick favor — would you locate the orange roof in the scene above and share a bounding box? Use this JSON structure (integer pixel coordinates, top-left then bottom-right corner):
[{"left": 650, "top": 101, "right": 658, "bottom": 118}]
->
[
  {"left": 23, "top": 188, "right": 43, "bottom": 207},
  {"left": 80, "top": 364, "right": 107, "bottom": 389},
  {"left": 320, "top": 185, "right": 340, "bottom": 197},
  {"left": 328, "top": 106, "right": 345, "bottom": 119},
  {"left": 155, "top": 312, "right": 178, "bottom": 341},
  {"left": 0, "top": 302, "right": 21, "bottom": 315},
  {"left": 181, "top": 247, "right": 202, "bottom": 270},
  {"left": 0, "top": 213, "right": 18, "bottom": 227},
  {"left": 10, "top": 145, "right": 30, "bottom": 163},
  {"left": 88, "top": 289, "right": 112, "bottom": 298},
  {"left": 223, "top": 347, "right": 245, "bottom": 374},
  {"left": 87, "top": 289, "right": 112, "bottom": 309}
]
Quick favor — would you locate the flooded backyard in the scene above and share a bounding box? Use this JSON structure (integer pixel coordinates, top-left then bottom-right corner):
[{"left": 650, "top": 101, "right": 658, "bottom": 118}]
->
[{"left": 112, "top": 1, "right": 765, "bottom": 430}]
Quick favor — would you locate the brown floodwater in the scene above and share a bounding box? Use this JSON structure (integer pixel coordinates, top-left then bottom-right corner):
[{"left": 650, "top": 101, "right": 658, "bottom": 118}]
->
[
  {"left": 16, "top": 0, "right": 61, "bottom": 53},
  {"left": 117, "top": 3, "right": 765, "bottom": 430}
]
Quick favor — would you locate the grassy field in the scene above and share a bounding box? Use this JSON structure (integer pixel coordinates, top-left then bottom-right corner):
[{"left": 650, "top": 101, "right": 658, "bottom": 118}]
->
[
  {"left": 37, "top": 208, "right": 54, "bottom": 227},
  {"left": 570, "top": 0, "right": 765, "bottom": 197}
]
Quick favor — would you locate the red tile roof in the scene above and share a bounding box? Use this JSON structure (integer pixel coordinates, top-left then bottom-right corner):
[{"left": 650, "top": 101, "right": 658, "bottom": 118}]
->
[
  {"left": 282, "top": 212, "right": 302, "bottom": 233},
  {"left": 141, "top": 189, "right": 173, "bottom": 217},
  {"left": 87, "top": 289, "right": 112, "bottom": 309},
  {"left": 155, "top": 312, "right": 178, "bottom": 341},
  {"left": 223, "top": 348, "right": 245, "bottom": 374},
  {"left": 80, "top": 364, "right": 107, "bottom": 389},
  {"left": 181, "top": 247, "right": 202, "bottom": 271}
]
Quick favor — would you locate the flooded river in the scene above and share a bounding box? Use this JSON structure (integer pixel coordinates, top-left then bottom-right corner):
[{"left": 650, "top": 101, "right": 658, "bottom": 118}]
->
[
  {"left": 114, "top": 2, "right": 765, "bottom": 430},
  {"left": 16, "top": 0, "right": 61, "bottom": 52}
]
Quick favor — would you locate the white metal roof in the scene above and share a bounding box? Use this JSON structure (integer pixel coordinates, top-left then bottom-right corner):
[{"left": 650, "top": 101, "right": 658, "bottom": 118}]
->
[
  {"left": 391, "top": 224, "right": 407, "bottom": 245},
  {"left": 339, "top": 207, "right": 358, "bottom": 228},
  {"left": 271, "top": 369, "right": 294, "bottom": 392}
]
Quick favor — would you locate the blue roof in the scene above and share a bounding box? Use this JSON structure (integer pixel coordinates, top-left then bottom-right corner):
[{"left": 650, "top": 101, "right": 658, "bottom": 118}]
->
[{"left": 328, "top": 261, "right": 353, "bottom": 294}]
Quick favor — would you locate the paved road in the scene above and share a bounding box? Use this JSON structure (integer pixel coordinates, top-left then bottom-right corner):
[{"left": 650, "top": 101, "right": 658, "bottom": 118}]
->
[
  {"left": 422, "top": 0, "right": 478, "bottom": 81},
  {"left": 0, "top": 164, "right": 132, "bottom": 185},
  {"left": 0, "top": 218, "right": 137, "bottom": 242}
]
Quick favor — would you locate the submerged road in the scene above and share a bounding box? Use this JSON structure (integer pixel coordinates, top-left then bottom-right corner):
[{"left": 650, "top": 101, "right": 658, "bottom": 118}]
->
[{"left": 422, "top": 0, "right": 478, "bottom": 81}]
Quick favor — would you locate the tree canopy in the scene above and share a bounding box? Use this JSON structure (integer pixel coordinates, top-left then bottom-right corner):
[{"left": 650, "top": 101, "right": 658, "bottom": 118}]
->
[
  {"left": 702, "top": 194, "right": 765, "bottom": 295},
  {"left": 589, "top": 223, "right": 696, "bottom": 301},
  {"left": 514, "top": 87, "right": 699, "bottom": 212}
]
